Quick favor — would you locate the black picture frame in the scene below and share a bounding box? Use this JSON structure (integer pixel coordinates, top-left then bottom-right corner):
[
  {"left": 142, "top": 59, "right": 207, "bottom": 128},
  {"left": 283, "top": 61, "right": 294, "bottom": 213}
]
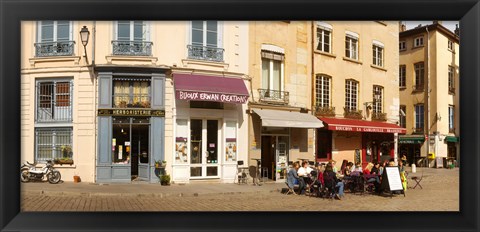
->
[{"left": 1, "top": 0, "right": 478, "bottom": 231}]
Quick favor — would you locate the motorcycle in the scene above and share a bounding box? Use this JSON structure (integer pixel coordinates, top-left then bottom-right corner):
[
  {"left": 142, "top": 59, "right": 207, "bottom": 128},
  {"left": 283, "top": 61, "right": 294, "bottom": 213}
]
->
[{"left": 20, "top": 160, "right": 62, "bottom": 184}]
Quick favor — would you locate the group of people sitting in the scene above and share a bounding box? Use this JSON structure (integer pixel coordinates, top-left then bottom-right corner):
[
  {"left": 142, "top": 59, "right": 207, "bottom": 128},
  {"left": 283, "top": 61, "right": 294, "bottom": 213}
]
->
[{"left": 286, "top": 158, "right": 407, "bottom": 199}]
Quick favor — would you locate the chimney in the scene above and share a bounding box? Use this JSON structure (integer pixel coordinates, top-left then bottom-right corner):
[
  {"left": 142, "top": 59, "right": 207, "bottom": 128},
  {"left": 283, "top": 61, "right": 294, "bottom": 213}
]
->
[
  {"left": 400, "top": 23, "right": 406, "bottom": 32},
  {"left": 454, "top": 24, "right": 459, "bottom": 36},
  {"left": 433, "top": 20, "right": 443, "bottom": 25}
]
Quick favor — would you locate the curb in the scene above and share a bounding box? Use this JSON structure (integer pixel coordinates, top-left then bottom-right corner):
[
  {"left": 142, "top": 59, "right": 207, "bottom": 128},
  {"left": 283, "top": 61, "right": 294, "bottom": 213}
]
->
[{"left": 22, "top": 188, "right": 282, "bottom": 198}]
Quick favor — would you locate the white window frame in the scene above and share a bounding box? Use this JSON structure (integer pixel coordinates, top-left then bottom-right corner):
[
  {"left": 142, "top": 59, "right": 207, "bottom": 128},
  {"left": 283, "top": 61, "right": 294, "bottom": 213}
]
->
[
  {"left": 372, "top": 41, "right": 384, "bottom": 67},
  {"left": 189, "top": 21, "right": 223, "bottom": 48},
  {"left": 399, "top": 105, "right": 406, "bottom": 128},
  {"left": 399, "top": 41, "right": 406, "bottom": 51},
  {"left": 315, "top": 74, "right": 331, "bottom": 107},
  {"left": 448, "top": 40, "right": 454, "bottom": 51},
  {"left": 316, "top": 22, "right": 332, "bottom": 53},
  {"left": 399, "top": 65, "right": 406, "bottom": 88},
  {"left": 37, "top": 21, "right": 73, "bottom": 42},
  {"left": 448, "top": 105, "right": 454, "bottom": 131},
  {"left": 345, "top": 32, "right": 359, "bottom": 60},
  {"left": 372, "top": 85, "right": 383, "bottom": 113},
  {"left": 35, "top": 127, "right": 73, "bottom": 163},
  {"left": 414, "top": 36, "right": 424, "bottom": 47},
  {"left": 114, "top": 21, "right": 150, "bottom": 41},
  {"left": 414, "top": 62, "right": 425, "bottom": 89},
  {"left": 35, "top": 78, "right": 74, "bottom": 123},
  {"left": 261, "top": 47, "right": 285, "bottom": 92},
  {"left": 415, "top": 104, "right": 424, "bottom": 131},
  {"left": 345, "top": 79, "right": 358, "bottom": 111}
]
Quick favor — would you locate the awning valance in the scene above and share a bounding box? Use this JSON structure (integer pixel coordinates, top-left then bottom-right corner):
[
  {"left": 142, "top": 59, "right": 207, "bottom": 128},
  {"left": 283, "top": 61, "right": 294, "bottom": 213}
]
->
[
  {"left": 445, "top": 136, "right": 459, "bottom": 143},
  {"left": 319, "top": 117, "right": 406, "bottom": 134},
  {"left": 253, "top": 109, "right": 324, "bottom": 128},
  {"left": 173, "top": 73, "right": 249, "bottom": 104},
  {"left": 399, "top": 136, "right": 425, "bottom": 144}
]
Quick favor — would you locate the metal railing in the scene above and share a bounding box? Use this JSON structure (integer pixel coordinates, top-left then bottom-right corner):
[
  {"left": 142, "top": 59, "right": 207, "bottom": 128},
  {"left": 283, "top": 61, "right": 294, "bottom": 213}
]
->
[
  {"left": 113, "top": 94, "right": 151, "bottom": 108},
  {"left": 34, "top": 41, "right": 75, "bottom": 57},
  {"left": 112, "top": 40, "right": 153, "bottom": 56},
  {"left": 258, "top": 89, "right": 289, "bottom": 105},
  {"left": 343, "top": 107, "right": 363, "bottom": 119},
  {"left": 372, "top": 112, "right": 387, "bottom": 121},
  {"left": 315, "top": 106, "right": 335, "bottom": 117},
  {"left": 36, "top": 82, "right": 73, "bottom": 122},
  {"left": 187, "top": 45, "right": 224, "bottom": 62}
]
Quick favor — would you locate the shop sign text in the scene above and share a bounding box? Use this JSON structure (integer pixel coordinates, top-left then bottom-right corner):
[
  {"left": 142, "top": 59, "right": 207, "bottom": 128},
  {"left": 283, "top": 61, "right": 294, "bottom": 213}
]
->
[
  {"left": 98, "top": 109, "right": 165, "bottom": 117},
  {"left": 176, "top": 91, "right": 248, "bottom": 104},
  {"left": 331, "top": 125, "right": 405, "bottom": 134}
]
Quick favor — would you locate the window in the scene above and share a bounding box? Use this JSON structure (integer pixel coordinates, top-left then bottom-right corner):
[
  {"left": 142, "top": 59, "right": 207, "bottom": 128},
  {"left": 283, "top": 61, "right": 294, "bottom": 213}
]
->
[
  {"left": 400, "top": 105, "right": 406, "bottom": 128},
  {"left": 112, "top": 78, "right": 151, "bottom": 108},
  {"left": 112, "top": 117, "right": 150, "bottom": 165},
  {"left": 372, "top": 44, "right": 384, "bottom": 67},
  {"left": 448, "top": 40, "right": 454, "bottom": 51},
  {"left": 399, "top": 41, "right": 406, "bottom": 51},
  {"left": 448, "top": 66, "right": 455, "bottom": 94},
  {"left": 414, "top": 62, "right": 425, "bottom": 91},
  {"left": 188, "top": 21, "right": 224, "bottom": 62},
  {"left": 113, "top": 21, "right": 151, "bottom": 56},
  {"left": 36, "top": 80, "right": 73, "bottom": 122},
  {"left": 414, "top": 36, "right": 424, "bottom": 47},
  {"left": 414, "top": 104, "right": 424, "bottom": 132},
  {"left": 449, "top": 105, "right": 455, "bottom": 132},
  {"left": 261, "top": 51, "right": 284, "bottom": 91},
  {"left": 345, "top": 79, "right": 358, "bottom": 111},
  {"left": 225, "top": 121, "right": 237, "bottom": 162},
  {"left": 35, "top": 128, "right": 73, "bottom": 162},
  {"left": 35, "top": 21, "right": 73, "bottom": 57},
  {"left": 316, "top": 22, "right": 332, "bottom": 53},
  {"left": 345, "top": 33, "right": 358, "bottom": 60},
  {"left": 315, "top": 75, "right": 331, "bottom": 107},
  {"left": 399, "top": 65, "right": 406, "bottom": 88},
  {"left": 372, "top": 86, "right": 383, "bottom": 113}
]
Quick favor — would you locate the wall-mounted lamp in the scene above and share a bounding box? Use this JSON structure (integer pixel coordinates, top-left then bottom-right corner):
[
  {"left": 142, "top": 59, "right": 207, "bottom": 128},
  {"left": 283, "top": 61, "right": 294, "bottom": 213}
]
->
[
  {"left": 79, "top": 26, "right": 90, "bottom": 64},
  {"left": 363, "top": 90, "right": 382, "bottom": 111}
]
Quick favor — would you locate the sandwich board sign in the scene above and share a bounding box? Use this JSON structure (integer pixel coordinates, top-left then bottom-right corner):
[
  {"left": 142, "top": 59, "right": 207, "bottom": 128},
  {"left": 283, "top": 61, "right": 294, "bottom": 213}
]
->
[{"left": 384, "top": 166, "right": 406, "bottom": 197}]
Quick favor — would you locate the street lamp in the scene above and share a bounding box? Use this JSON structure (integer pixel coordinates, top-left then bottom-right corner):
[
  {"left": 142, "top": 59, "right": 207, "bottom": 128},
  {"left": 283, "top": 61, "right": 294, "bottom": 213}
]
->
[{"left": 80, "top": 26, "right": 90, "bottom": 64}]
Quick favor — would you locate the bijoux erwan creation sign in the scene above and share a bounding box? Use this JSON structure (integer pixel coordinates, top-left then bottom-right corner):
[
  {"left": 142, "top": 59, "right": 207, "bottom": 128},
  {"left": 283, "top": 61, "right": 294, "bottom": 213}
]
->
[{"left": 176, "top": 90, "right": 248, "bottom": 104}]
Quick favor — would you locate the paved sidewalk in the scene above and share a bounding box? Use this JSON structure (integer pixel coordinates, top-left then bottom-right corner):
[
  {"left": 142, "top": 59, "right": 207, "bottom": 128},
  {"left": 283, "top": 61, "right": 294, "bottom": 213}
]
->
[{"left": 21, "top": 180, "right": 284, "bottom": 198}]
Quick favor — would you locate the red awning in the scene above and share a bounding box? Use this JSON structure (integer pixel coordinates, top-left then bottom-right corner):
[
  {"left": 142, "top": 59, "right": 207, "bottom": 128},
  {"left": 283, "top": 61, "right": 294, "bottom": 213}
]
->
[
  {"left": 319, "top": 117, "right": 407, "bottom": 134},
  {"left": 173, "top": 73, "right": 249, "bottom": 104}
]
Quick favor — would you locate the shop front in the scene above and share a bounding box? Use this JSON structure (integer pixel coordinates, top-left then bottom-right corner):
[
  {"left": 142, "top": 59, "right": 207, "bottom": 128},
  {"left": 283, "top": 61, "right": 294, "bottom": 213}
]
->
[
  {"left": 398, "top": 135, "right": 425, "bottom": 166},
  {"left": 172, "top": 73, "right": 249, "bottom": 183},
  {"left": 251, "top": 108, "right": 324, "bottom": 182},
  {"left": 96, "top": 69, "right": 166, "bottom": 183},
  {"left": 318, "top": 117, "right": 406, "bottom": 168}
]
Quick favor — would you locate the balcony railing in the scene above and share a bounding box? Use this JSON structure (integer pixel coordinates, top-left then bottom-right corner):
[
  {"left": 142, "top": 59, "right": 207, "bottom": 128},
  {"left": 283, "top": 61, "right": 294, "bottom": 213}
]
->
[
  {"left": 258, "top": 89, "right": 289, "bottom": 105},
  {"left": 34, "top": 41, "right": 75, "bottom": 57},
  {"left": 449, "top": 87, "right": 455, "bottom": 94},
  {"left": 413, "top": 84, "right": 424, "bottom": 92},
  {"left": 315, "top": 106, "right": 335, "bottom": 117},
  {"left": 113, "top": 94, "right": 151, "bottom": 108},
  {"left": 413, "top": 127, "right": 424, "bottom": 133},
  {"left": 112, "top": 40, "right": 153, "bottom": 56},
  {"left": 372, "top": 112, "right": 387, "bottom": 121},
  {"left": 343, "top": 107, "right": 363, "bottom": 119},
  {"left": 187, "top": 45, "right": 224, "bottom": 62}
]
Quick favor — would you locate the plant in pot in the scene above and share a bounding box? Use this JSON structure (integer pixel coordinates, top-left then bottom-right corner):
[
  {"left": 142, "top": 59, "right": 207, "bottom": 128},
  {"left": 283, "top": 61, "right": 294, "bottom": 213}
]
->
[
  {"left": 154, "top": 160, "right": 167, "bottom": 168},
  {"left": 160, "top": 174, "right": 171, "bottom": 186}
]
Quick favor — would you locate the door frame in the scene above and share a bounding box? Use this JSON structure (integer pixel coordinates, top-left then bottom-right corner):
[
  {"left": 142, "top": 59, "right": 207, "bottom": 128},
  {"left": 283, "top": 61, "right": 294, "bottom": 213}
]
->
[
  {"left": 189, "top": 118, "right": 222, "bottom": 179},
  {"left": 260, "top": 132, "right": 290, "bottom": 182}
]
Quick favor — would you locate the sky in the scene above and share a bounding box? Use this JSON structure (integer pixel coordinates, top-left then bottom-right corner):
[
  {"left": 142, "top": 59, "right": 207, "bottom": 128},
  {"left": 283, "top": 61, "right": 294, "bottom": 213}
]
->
[{"left": 404, "top": 21, "right": 459, "bottom": 33}]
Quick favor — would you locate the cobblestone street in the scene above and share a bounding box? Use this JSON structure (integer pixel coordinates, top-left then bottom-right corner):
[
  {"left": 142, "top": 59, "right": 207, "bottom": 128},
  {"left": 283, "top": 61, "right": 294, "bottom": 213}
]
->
[{"left": 21, "top": 168, "right": 459, "bottom": 212}]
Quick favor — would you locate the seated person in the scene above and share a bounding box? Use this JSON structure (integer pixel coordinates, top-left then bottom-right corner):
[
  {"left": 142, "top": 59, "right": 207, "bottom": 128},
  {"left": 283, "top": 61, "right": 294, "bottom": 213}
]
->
[
  {"left": 323, "top": 163, "right": 344, "bottom": 199},
  {"left": 287, "top": 162, "right": 304, "bottom": 194},
  {"left": 297, "top": 161, "right": 310, "bottom": 194},
  {"left": 316, "top": 163, "right": 325, "bottom": 186}
]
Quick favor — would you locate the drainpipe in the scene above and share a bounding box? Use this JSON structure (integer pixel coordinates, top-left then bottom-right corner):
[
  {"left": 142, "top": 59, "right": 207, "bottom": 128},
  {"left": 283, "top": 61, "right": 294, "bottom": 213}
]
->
[
  {"left": 311, "top": 21, "right": 316, "bottom": 162},
  {"left": 91, "top": 21, "right": 97, "bottom": 182},
  {"left": 425, "top": 26, "right": 430, "bottom": 168}
]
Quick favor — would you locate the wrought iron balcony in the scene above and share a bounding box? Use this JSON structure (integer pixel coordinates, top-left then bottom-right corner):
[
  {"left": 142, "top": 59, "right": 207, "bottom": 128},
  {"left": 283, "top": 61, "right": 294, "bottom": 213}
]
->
[
  {"left": 258, "top": 89, "right": 289, "bottom": 105},
  {"left": 372, "top": 112, "right": 387, "bottom": 121},
  {"left": 34, "top": 41, "right": 75, "bottom": 57},
  {"left": 187, "top": 45, "right": 224, "bottom": 62},
  {"left": 315, "top": 106, "right": 335, "bottom": 117},
  {"left": 412, "top": 84, "right": 424, "bottom": 92},
  {"left": 112, "top": 40, "right": 153, "bottom": 56},
  {"left": 113, "top": 94, "right": 151, "bottom": 108},
  {"left": 343, "top": 107, "right": 363, "bottom": 119}
]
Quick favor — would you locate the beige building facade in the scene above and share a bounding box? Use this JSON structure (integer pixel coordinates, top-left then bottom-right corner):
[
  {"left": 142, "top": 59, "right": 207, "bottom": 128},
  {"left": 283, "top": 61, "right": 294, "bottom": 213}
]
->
[
  {"left": 398, "top": 22, "right": 460, "bottom": 168},
  {"left": 312, "top": 21, "right": 404, "bottom": 169},
  {"left": 21, "top": 21, "right": 250, "bottom": 183}
]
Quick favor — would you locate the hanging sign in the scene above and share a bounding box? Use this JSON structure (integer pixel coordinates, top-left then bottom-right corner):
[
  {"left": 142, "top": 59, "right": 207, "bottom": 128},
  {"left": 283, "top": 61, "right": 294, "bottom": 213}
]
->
[{"left": 98, "top": 109, "right": 165, "bottom": 117}]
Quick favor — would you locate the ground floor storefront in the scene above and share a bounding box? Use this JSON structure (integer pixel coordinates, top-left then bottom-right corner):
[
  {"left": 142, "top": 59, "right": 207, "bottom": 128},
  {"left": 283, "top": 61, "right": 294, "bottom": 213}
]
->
[
  {"left": 398, "top": 134, "right": 459, "bottom": 168},
  {"left": 249, "top": 107, "right": 323, "bottom": 182},
  {"left": 316, "top": 117, "right": 406, "bottom": 169}
]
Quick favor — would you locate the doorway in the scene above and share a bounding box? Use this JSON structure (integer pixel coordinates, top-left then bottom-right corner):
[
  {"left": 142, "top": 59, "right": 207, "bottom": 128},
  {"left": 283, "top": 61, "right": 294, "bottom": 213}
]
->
[
  {"left": 190, "top": 119, "right": 220, "bottom": 179},
  {"left": 261, "top": 135, "right": 289, "bottom": 182}
]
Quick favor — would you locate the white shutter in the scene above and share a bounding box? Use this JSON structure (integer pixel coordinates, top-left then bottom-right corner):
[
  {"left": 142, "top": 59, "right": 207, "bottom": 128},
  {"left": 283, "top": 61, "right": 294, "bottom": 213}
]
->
[{"left": 217, "top": 21, "right": 223, "bottom": 48}]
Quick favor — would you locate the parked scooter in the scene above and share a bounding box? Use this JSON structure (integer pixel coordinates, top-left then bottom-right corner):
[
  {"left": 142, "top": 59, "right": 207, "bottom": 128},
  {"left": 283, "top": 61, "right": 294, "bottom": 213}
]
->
[{"left": 20, "top": 160, "right": 61, "bottom": 184}]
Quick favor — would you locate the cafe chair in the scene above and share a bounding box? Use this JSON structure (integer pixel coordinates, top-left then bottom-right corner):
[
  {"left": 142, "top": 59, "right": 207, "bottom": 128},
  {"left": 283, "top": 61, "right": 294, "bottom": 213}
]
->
[
  {"left": 411, "top": 171, "right": 423, "bottom": 189},
  {"left": 235, "top": 160, "right": 248, "bottom": 184},
  {"left": 285, "top": 182, "right": 299, "bottom": 195}
]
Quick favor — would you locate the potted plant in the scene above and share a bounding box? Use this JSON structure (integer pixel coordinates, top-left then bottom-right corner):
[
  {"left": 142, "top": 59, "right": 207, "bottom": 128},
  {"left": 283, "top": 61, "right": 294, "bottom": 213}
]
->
[
  {"left": 154, "top": 160, "right": 166, "bottom": 168},
  {"left": 160, "top": 174, "right": 171, "bottom": 186}
]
